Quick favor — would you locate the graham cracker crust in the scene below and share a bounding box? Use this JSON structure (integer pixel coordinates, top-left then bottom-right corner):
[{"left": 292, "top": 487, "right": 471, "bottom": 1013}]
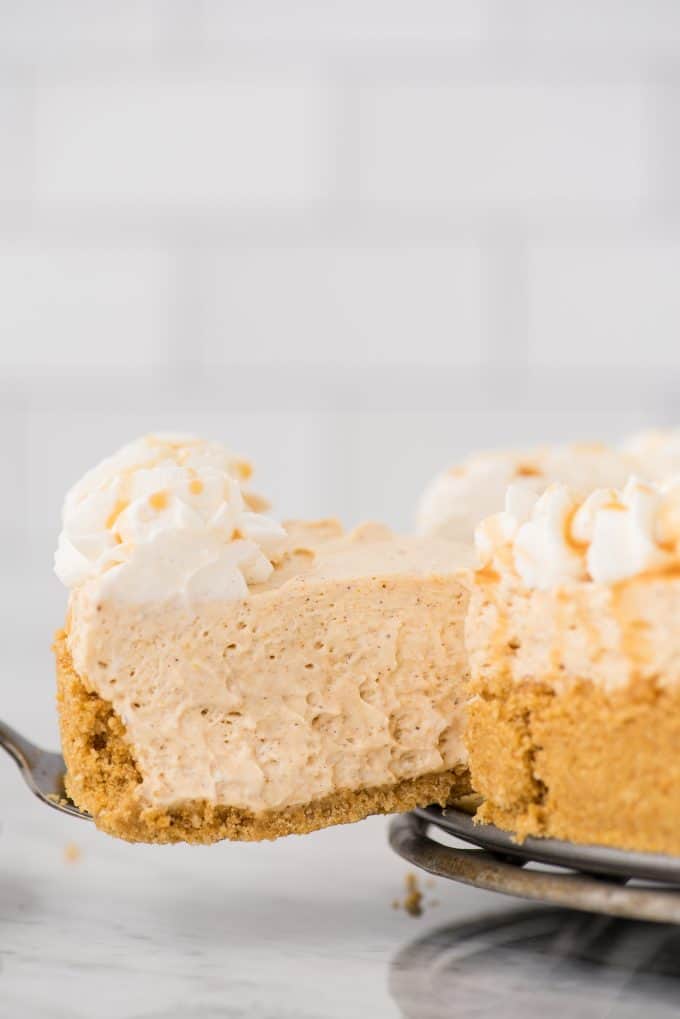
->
[
  {"left": 468, "top": 675, "right": 680, "bottom": 855},
  {"left": 54, "top": 632, "right": 471, "bottom": 844}
]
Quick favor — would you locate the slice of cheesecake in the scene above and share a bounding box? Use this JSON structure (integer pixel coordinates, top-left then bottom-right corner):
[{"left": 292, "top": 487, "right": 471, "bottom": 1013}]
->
[
  {"left": 54, "top": 435, "right": 473, "bottom": 843},
  {"left": 466, "top": 476, "right": 680, "bottom": 855}
]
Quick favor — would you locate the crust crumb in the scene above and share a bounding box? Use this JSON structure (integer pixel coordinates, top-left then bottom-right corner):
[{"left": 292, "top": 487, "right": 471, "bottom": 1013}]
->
[
  {"left": 403, "top": 872, "right": 423, "bottom": 917},
  {"left": 63, "top": 842, "right": 81, "bottom": 864}
]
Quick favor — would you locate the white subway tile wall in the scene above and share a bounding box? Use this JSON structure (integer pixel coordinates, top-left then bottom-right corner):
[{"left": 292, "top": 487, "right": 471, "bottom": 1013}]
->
[
  {"left": 497, "top": 0, "right": 680, "bottom": 44},
  {"left": 0, "top": 0, "right": 678, "bottom": 735},
  {"left": 0, "top": 2, "right": 157, "bottom": 56},
  {"left": 359, "top": 84, "right": 648, "bottom": 209},
  {"left": 0, "top": 85, "right": 33, "bottom": 204},
  {"left": 0, "top": 246, "right": 172, "bottom": 369},
  {"left": 198, "top": 0, "right": 491, "bottom": 44},
  {"left": 202, "top": 246, "right": 484, "bottom": 365},
  {"left": 528, "top": 241, "right": 680, "bottom": 366},
  {"left": 35, "top": 76, "right": 334, "bottom": 209}
]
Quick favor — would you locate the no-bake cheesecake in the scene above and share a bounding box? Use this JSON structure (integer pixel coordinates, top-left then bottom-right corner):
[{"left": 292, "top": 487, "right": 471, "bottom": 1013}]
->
[
  {"left": 54, "top": 429, "right": 680, "bottom": 852},
  {"left": 54, "top": 435, "right": 473, "bottom": 843},
  {"left": 467, "top": 476, "right": 680, "bottom": 855}
]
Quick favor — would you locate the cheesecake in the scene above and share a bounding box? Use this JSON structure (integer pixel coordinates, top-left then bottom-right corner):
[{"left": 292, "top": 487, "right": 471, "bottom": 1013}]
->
[
  {"left": 466, "top": 476, "right": 680, "bottom": 855},
  {"left": 54, "top": 435, "right": 473, "bottom": 843},
  {"left": 55, "top": 429, "right": 680, "bottom": 851}
]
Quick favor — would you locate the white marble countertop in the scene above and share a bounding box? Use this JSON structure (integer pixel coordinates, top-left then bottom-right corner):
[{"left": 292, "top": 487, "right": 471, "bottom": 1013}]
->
[{"left": 1, "top": 752, "right": 679, "bottom": 1018}]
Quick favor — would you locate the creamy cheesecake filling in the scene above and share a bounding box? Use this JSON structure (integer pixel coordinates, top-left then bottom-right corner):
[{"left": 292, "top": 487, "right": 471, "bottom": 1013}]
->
[
  {"left": 67, "top": 526, "right": 473, "bottom": 812},
  {"left": 467, "top": 572, "right": 680, "bottom": 697}
]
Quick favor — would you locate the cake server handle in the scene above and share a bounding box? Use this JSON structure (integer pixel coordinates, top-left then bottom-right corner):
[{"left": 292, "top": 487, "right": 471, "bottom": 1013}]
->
[{"left": 0, "top": 719, "right": 90, "bottom": 819}]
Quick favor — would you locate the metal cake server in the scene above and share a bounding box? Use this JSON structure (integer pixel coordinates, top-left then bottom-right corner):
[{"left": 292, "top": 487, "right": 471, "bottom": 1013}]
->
[
  {"left": 0, "top": 720, "right": 90, "bottom": 820},
  {"left": 389, "top": 808, "right": 680, "bottom": 925}
]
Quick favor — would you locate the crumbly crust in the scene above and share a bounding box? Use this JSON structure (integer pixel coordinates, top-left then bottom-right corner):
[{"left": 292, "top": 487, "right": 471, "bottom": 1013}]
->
[
  {"left": 468, "top": 674, "right": 680, "bottom": 854},
  {"left": 54, "top": 632, "right": 471, "bottom": 844}
]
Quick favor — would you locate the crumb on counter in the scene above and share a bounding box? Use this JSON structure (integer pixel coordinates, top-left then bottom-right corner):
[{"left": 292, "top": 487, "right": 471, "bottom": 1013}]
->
[
  {"left": 392, "top": 872, "right": 442, "bottom": 917},
  {"left": 403, "top": 872, "right": 423, "bottom": 917},
  {"left": 63, "top": 842, "right": 81, "bottom": 864}
]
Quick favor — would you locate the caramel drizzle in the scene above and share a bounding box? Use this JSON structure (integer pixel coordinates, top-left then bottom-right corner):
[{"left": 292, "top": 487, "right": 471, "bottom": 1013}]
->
[
  {"left": 105, "top": 499, "right": 129, "bottom": 530},
  {"left": 562, "top": 505, "right": 588, "bottom": 554},
  {"left": 514, "top": 463, "right": 543, "bottom": 478}
]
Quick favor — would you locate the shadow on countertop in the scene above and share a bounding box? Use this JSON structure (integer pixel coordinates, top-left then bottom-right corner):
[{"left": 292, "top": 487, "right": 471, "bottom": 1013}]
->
[{"left": 390, "top": 906, "right": 680, "bottom": 1018}]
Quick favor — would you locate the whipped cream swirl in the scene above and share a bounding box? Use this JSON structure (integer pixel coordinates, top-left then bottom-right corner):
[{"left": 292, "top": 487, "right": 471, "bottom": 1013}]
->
[
  {"left": 55, "top": 434, "right": 287, "bottom": 601},
  {"left": 476, "top": 477, "right": 680, "bottom": 589},
  {"left": 622, "top": 429, "right": 680, "bottom": 482},
  {"left": 417, "top": 443, "right": 635, "bottom": 542}
]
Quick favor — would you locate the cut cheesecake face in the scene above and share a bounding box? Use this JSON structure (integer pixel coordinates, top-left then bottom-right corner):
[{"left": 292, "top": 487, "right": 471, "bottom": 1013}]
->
[
  {"left": 54, "top": 435, "right": 473, "bottom": 843},
  {"left": 467, "top": 476, "right": 680, "bottom": 855}
]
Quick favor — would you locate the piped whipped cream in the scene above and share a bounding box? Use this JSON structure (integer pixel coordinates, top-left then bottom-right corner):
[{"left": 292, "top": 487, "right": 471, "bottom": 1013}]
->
[
  {"left": 417, "top": 442, "right": 636, "bottom": 541},
  {"left": 55, "top": 434, "right": 287, "bottom": 602},
  {"left": 622, "top": 429, "right": 680, "bottom": 482},
  {"left": 476, "top": 477, "right": 680, "bottom": 589}
]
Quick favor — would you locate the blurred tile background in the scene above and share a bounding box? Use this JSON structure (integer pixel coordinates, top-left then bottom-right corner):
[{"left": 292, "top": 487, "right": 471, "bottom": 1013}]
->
[{"left": 0, "top": 0, "right": 678, "bottom": 740}]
